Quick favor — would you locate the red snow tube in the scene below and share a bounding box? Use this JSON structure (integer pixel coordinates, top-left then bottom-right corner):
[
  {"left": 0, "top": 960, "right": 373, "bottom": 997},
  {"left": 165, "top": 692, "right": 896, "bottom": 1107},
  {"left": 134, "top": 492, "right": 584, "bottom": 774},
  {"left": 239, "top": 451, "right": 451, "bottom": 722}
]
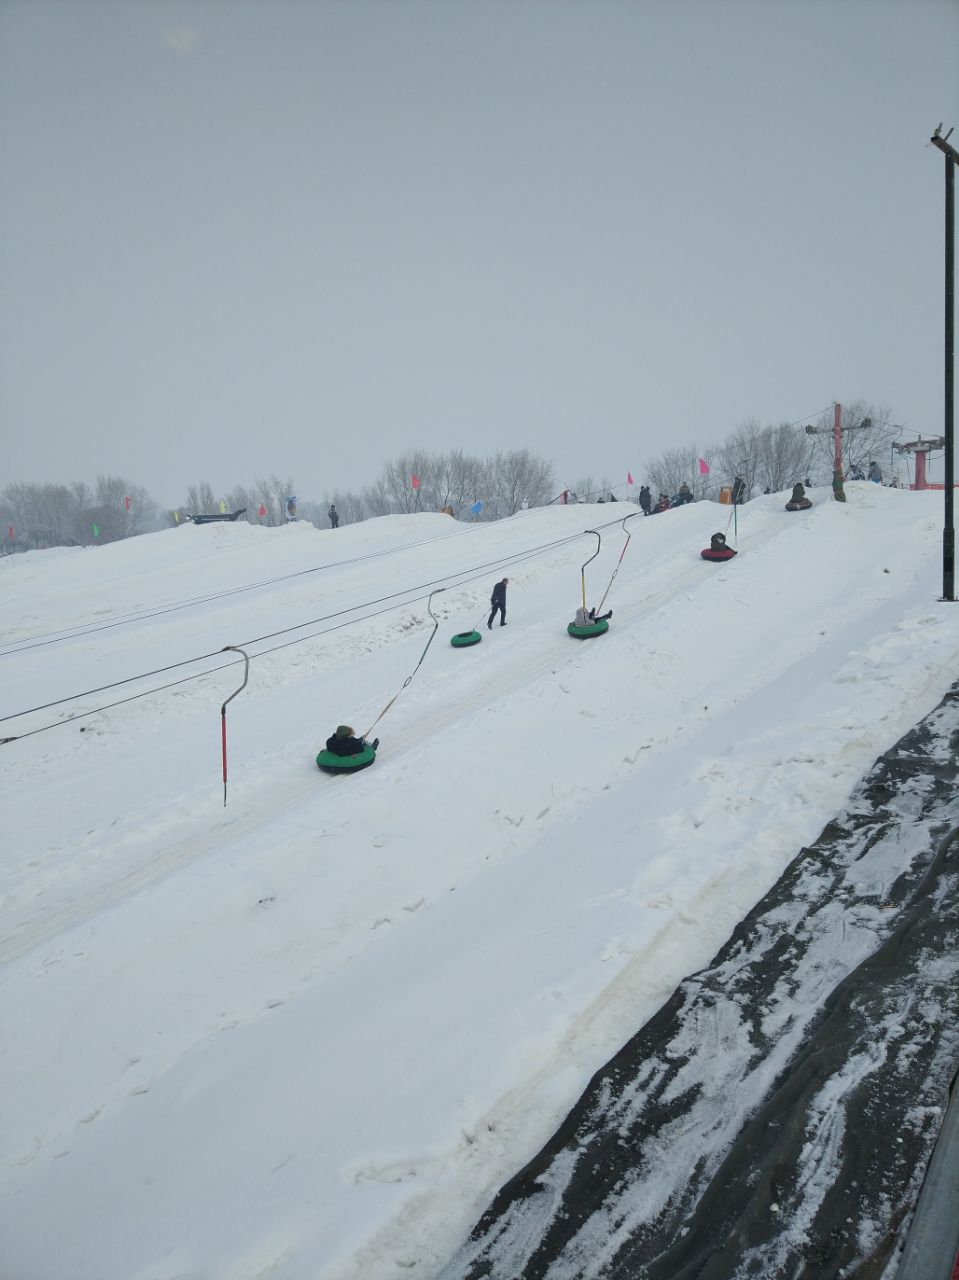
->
[{"left": 701, "top": 547, "right": 737, "bottom": 561}]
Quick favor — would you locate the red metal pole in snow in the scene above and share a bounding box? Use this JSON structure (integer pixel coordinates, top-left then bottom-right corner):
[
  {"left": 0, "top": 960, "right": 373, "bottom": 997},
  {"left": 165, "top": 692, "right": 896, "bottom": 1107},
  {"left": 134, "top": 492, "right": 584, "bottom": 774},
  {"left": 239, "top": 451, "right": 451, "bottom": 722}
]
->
[{"left": 221, "top": 711, "right": 228, "bottom": 805}]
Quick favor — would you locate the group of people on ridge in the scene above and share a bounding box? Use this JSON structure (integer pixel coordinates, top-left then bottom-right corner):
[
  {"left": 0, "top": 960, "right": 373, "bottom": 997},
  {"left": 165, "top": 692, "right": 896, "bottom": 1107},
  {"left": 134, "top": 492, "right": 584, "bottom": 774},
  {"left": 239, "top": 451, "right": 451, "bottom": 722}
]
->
[{"left": 638, "top": 482, "right": 693, "bottom": 515}]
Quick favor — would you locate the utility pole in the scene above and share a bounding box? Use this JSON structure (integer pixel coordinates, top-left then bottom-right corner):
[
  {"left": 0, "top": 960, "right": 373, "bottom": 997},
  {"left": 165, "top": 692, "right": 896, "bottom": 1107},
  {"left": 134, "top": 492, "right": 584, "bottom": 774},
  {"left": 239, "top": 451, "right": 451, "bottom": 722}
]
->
[
  {"left": 805, "top": 403, "right": 872, "bottom": 500},
  {"left": 930, "top": 124, "right": 957, "bottom": 600}
]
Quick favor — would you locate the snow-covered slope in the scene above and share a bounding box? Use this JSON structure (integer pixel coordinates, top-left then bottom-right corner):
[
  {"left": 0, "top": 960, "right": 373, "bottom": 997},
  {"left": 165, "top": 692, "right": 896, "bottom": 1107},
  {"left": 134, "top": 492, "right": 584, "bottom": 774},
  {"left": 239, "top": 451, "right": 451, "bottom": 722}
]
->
[{"left": 1, "top": 488, "right": 955, "bottom": 1279}]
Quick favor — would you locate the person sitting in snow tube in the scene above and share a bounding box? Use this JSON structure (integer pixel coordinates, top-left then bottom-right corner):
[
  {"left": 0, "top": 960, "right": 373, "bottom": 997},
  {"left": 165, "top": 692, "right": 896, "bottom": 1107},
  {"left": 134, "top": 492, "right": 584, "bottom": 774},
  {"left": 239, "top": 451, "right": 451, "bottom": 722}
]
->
[
  {"left": 701, "top": 532, "right": 737, "bottom": 562},
  {"left": 572, "top": 605, "right": 613, "bottom": 625},
  {"left": 785, "top": 482, "right": 812, "bottom": 512},
  {"left": 568, "top": 605, "right": 611, "bottom": 638},
  {"left": 317, "top": 725, "right": 379, "bottom": 774}
]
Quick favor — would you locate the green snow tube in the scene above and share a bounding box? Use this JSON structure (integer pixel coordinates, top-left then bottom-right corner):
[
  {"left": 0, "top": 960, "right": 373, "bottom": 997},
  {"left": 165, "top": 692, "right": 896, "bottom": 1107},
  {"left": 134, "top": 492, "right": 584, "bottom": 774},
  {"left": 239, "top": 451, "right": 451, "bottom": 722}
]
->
[
  {"left": 567, "top": 619, "right": 610, "bottom": 639},
  {"left": 316, "top": 743, "right": 377, "bottom": 774},
  {"left": 450, "top": 630, "right": 482, "bottom": 648}
]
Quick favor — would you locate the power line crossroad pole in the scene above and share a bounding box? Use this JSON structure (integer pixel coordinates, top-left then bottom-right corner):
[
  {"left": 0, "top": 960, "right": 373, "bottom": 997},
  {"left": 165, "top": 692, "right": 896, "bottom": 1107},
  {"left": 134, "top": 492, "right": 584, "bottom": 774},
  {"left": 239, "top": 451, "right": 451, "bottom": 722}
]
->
[{"left": 804, "top": 404, "right": 871, "bottom": 501}]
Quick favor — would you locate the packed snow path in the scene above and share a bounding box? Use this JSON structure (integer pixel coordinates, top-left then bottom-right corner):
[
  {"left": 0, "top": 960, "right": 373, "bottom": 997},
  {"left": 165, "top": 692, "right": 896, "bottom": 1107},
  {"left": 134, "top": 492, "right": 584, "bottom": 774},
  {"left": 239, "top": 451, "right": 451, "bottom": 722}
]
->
[{"left": 1, "top": 489, "right": 957, "bottom": 1278}]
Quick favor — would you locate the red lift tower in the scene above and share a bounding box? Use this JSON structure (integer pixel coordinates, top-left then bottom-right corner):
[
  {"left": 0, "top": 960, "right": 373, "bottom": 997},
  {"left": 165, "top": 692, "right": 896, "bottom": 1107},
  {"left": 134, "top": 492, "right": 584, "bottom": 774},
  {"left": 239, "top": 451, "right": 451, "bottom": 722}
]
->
[{"left": 893, "top": 436, "right": 946, "bottom": 490}]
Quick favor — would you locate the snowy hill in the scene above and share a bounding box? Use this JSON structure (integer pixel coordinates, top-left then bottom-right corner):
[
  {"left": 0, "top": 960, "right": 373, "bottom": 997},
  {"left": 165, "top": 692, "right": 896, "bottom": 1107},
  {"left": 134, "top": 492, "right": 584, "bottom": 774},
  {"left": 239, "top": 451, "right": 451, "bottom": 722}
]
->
[{"left": 1, "top": 488, "right": 956, "bottom": 1279}]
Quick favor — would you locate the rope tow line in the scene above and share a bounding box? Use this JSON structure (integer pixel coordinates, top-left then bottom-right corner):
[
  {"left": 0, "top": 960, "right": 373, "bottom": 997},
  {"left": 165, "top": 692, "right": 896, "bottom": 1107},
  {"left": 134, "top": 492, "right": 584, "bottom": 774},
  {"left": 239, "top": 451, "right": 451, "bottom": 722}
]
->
[
  {"left": 219, "top": 645, "right": 249, "bottom": 807},
  {"left": 0, "top": 528, "right": 587, "bottom": 729},
  {"left": 594, "top": 513, "right": 640, "bottom": 615},
  {"left": 580, "top": 531, "right": 602, "bottom": 611},
  {"left": 363, "top": 589, "right": 444, "bottom": 739},
  {"left": 0, "top": 519, "right": 496, "bottom": 657},
  {"left": 2, "top": 513, "right": 635, "bottom": 744}
]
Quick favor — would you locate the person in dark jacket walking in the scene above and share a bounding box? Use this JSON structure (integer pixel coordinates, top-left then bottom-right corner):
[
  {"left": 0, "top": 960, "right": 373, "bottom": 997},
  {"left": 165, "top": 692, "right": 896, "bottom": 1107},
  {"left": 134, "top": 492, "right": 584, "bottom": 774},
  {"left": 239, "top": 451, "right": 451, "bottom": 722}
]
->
[
  {"left": 488, "top": 578, "right": 508, "bottom": 629},
  {"left": 329, "top": 504, "right": 340, "bottom": 528},
  {"left": 325, "top": 725, "right": 378, "bottom": 756},
  {"left": 638, "top": 485, "right": 652, "bottom": 515}
]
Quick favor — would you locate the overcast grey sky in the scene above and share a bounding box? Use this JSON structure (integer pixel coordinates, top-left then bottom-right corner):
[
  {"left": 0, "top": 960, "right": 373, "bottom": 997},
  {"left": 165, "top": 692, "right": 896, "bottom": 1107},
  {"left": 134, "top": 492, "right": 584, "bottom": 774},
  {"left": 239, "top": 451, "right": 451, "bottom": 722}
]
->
[{"left": 2, "top": 0, "right": 957, "bottom": 506}]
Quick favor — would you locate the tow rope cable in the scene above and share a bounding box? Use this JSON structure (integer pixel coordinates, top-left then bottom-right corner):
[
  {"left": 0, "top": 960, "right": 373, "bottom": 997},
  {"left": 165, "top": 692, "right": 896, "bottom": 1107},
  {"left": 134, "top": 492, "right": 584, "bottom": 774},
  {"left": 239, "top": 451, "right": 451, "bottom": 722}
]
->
[
  {"left": 219, "top": 645, "right": 250, "bottom": 807},
  {"left": 594, "top": 513, "right": 640, "bottom": 615},
  {"left": 579, "top": 531, "right": 602, "bottom": 612},
  {"left": 362, "top": 588, "right": 444, "bottom": 739}
]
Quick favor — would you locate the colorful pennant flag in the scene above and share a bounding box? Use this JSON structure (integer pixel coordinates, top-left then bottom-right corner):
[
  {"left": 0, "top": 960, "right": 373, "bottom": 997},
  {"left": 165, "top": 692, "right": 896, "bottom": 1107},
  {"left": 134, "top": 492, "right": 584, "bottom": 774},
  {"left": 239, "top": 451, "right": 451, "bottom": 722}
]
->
[
  {"left": 627, "top": 471, "right": 634, "bottom": 485},
  {"left": 7, "top": 526, "right": 13, "bottom": 540},
  {"left": 174, "top": 511, "right": 180, "bottom": 523},
  {"left": 92, "top": 524, "right": 100, "bottom": 538},
  {"left": 258, "top": 504, "right": 267, "bottom": 517},
  {"left": 698, "top": 458, "right": 710, "bottom": 475},
  {"left": 411, "top": 474, "right": 420, "bottom": 490},
  {"left": 219, "top": 499, "right": 226, "bottom": 513},
  {"left": 124, "top": 495, "right": 131, "bottom": 511},
  {"left": 469, "top": 500, "right": 483, "bottom": 514}
]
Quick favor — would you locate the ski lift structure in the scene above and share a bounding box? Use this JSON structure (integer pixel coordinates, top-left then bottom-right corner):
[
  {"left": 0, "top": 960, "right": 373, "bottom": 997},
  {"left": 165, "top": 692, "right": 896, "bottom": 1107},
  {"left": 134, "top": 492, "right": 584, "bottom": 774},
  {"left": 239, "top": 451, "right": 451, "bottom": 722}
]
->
[
  {"left": 893, "top": 435, "right": 946, "bottom": 490},
  {"left": 316, "top": 588, "right": 444, "bottom": 775},
  {"left": 567, "top": 515, "right": 639, "bottom": 637},
  {"left": 567, "top": 531, "right": 608, "bottom": 638}
]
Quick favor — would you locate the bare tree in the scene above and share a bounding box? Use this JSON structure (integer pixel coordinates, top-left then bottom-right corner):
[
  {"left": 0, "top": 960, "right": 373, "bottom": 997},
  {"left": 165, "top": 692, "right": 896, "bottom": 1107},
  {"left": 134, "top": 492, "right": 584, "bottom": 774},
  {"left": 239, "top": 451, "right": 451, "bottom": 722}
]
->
[
  {"left": 248, "top": 475, "right": 295, "bottom": 526},
  {"left": 224, "top": 485, "right": 255, "bottom": 522},
  {"left": 752, "top": 422, "right": 811, "bottom": 493},
  {"left": 183, "top": 482, "right": 217, "bottom": 517},
  {"left": 644, "top": 445, "right": 713, "bottom": 502},
  {"left": 490, "top": 450, "right": 554, "bottom": 516}
]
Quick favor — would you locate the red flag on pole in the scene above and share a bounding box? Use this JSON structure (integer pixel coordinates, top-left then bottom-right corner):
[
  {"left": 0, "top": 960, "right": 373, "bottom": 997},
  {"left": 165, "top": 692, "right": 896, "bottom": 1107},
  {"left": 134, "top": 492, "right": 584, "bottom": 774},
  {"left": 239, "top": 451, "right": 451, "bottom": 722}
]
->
[
  {"left": 124, "top": 495, "right": 131, "bottom": 511},
  {"left": 627, "top": 471, "right": 634, "bottom": 485},
  {"left": 258, "top": 504, "right": 267, "bottom": 517},
  {"left": 411, "top": 474, "right": 420, "bottom": 490},
  {"left": 698, "top": 458, "right": 710, "bottom": 475},
  {"left": 7, "top": 526, "right": 12, "bottom": 541}
]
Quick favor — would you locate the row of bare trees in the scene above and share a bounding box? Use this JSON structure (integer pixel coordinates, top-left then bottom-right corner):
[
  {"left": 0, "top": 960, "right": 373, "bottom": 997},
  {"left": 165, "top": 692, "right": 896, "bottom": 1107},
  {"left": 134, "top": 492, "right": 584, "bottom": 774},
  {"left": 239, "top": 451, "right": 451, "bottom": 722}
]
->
[
  {"left": 2, "top": 406, "right": 906, "bottom": 551},
  {"left": 0, "top": 476, "right": 160, "bottom": 550},
  {"left": 179, "top": 477, "right": 296, "bottom": 528},
  {"left": 358, "top": 449, "right": 554, "bottom": 521},
  {"left": 177, "top": 450, "right": 555, "bottom": 529},
  {"left": 641, "top": 402, "right": 903, "bottom": 503}
]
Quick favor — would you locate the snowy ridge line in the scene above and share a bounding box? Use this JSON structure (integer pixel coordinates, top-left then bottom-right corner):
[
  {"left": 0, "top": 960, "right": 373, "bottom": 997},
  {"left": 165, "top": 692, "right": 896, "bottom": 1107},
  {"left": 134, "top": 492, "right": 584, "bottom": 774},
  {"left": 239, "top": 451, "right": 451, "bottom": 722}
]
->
[
  {"left": 0, "top": 526, "right": 592, "bottom": 734},
  {"left": 441, "top": 683, "right": 959, "bottom": 1280},
  {"left": 0, "top": 513, "right": 501, "bottom": 655}
]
